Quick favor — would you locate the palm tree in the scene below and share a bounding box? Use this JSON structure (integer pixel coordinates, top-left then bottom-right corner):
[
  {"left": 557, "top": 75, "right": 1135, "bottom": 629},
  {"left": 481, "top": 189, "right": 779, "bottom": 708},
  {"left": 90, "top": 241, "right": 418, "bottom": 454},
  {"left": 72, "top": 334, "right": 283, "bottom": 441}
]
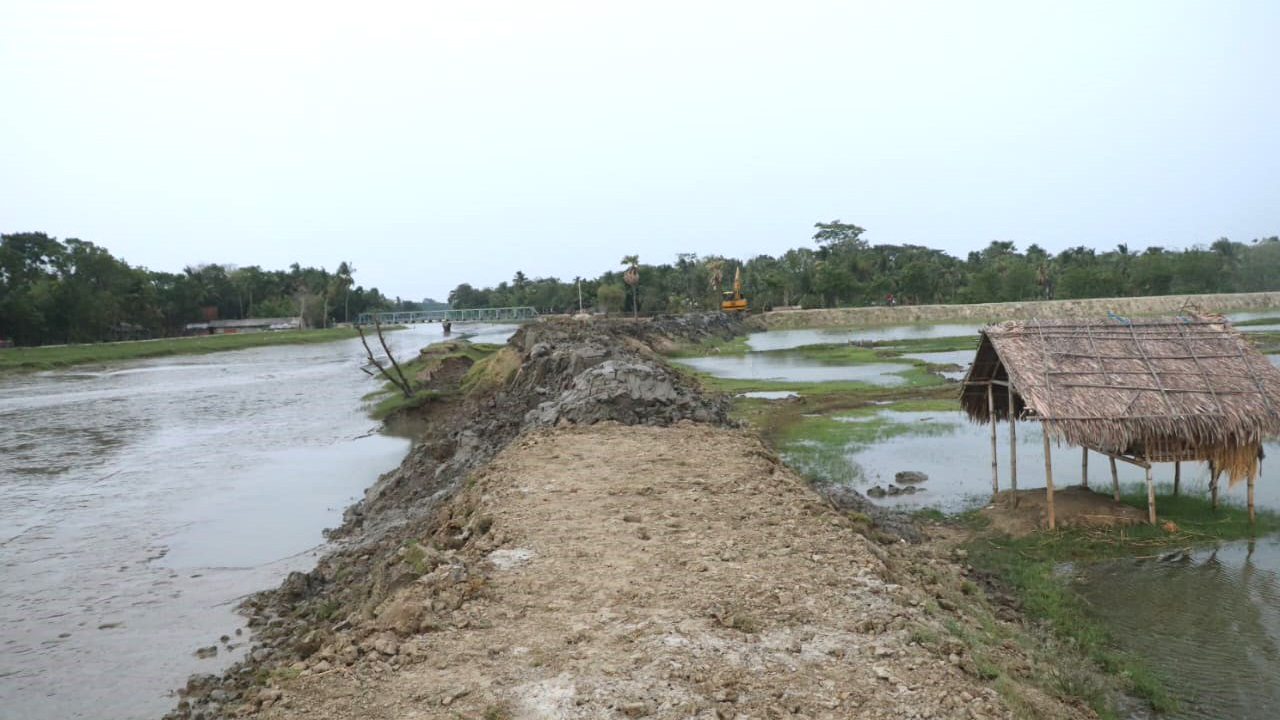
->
[{"left": 621, "top": 255, "right": 639, "bottom": 318}]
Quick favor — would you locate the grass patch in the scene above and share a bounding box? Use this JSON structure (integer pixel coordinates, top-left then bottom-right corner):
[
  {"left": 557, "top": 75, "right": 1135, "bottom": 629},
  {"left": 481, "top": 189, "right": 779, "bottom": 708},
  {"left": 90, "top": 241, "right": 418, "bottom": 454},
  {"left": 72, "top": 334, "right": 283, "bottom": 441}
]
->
[
  {"left": 663, "top": 333, "right": 752, "bottom": 357},
  {"left": 363, "top": 338, "right": 505, "bottom": 418},
  {"left": 460, "top": 345, "right": 521, "bottom": 395},
  {"left": 0, "top": 327, "right": 374, "bottom": 373}
]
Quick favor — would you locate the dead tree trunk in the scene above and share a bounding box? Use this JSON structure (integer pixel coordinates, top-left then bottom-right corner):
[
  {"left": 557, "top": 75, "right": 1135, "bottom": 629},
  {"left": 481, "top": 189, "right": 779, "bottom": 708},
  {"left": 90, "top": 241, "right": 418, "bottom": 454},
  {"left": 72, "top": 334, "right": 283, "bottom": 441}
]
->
[{"left": 357, "top": 323, "right": 413, "bottom": 398}]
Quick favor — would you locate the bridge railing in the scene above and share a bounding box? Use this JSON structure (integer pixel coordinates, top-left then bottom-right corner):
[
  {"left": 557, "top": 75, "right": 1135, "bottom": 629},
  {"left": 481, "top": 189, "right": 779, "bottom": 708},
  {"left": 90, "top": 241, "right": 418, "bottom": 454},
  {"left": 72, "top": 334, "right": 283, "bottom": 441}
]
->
[{"left": 356, "top": 307, "right": 540, "bottom": 325}]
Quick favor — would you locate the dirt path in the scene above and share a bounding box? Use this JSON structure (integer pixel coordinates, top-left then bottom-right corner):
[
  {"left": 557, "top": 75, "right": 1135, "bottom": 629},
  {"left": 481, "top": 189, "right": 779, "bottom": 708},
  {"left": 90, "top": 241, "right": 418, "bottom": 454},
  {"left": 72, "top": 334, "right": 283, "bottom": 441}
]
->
[{"left": 243, "top": 423, "right": 1090, "bottom": 720}]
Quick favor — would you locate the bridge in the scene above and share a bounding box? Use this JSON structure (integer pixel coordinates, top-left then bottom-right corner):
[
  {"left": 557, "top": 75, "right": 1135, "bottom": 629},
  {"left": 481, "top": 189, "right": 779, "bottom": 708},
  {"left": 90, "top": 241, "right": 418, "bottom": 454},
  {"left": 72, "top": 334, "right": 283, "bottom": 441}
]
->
[{"left": 356, "top": 306, "right": 540, "bottom": 325}]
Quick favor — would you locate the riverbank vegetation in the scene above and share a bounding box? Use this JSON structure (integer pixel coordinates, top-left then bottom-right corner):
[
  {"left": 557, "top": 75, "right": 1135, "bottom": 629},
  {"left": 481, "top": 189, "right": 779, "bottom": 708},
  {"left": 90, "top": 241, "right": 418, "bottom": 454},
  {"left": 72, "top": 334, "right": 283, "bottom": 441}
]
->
[
  {"left": 0, "top": 327, "right": 368, "bottom": 372},
  {"left": 0, "top": 232, "right": 440, "bottom": 347},
  {"left": 362, "top": 339, "right": 507, "bottom": 419}
]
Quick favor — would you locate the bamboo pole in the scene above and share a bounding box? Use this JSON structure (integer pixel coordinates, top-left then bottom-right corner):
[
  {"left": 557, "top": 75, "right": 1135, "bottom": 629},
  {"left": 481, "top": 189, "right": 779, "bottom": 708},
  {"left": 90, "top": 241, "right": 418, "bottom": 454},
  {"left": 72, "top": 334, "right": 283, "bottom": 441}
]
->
[
  {"left": 1109, "top": 456, "right": 1120, "bottom": 502},
  {"left": 1008, "top": 388, "right": 1017, "bottom": 503},
  {"left": 1249, "top": 475, "right": 1256, "bottom": 524},
  {"left": 1209, "top": 460, "right": 1220, "bottom": 510},
  {"left": 1173, "top": 461, "right": 1181, "bottom": 496},
  {"left": 988, "top": 383, "right": 998, "bottom": 501},
  {"left": 1042, "top": 425, "right": 1055, "bottom": 530},
  {"left": 1145, "top": 464, "right": 1156, "bottom": 524},
  {"left": 1081, "top": 448, "right": 1088, "bottom": 488}
]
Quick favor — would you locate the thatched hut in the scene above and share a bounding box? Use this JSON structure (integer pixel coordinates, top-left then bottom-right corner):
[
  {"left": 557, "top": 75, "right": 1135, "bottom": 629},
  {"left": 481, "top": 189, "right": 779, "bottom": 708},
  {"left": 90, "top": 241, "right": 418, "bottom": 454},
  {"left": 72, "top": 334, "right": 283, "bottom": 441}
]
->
[{"left": 960, "top": 316, "right": 1280, "bottom": 528}]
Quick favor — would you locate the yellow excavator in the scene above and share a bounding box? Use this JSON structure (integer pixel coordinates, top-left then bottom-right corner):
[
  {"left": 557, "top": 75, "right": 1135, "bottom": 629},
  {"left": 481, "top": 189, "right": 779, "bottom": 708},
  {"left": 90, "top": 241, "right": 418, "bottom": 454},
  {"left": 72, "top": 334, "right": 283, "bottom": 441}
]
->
[{"left": 720, "top": 266, "right": 748, "bottom": 312}]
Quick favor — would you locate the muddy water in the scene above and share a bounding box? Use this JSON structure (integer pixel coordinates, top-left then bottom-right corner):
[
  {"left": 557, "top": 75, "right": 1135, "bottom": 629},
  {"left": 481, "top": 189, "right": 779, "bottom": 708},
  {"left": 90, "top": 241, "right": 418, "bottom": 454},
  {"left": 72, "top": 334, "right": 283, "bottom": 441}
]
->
[
  {"left": 1072, "top": 538, "right": 1280, "bottom": 720},
  {"left": 0, "top": 324, "right": 515, "bottom": 720}
]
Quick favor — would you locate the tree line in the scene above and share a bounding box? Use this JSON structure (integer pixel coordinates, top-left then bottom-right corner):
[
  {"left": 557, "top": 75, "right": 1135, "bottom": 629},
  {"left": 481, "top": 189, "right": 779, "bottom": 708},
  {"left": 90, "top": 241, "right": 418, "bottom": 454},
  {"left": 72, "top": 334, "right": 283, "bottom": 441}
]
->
[
  {"left": 0, "top": 232, "right": 436, "bottom": 346},
  {"left": 5, "top": 224, "right": 1278, "bottom": 346},
  {"left": 450, "top": 221, "right": 1280, "bottom": 316}
]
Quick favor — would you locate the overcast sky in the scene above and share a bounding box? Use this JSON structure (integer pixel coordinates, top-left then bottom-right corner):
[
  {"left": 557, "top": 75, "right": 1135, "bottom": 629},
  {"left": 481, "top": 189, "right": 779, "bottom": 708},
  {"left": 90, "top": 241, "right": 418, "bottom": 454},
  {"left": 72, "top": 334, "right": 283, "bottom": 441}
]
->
[{"left": 2, "top": 1, "right": 1277, "bottom": 300}]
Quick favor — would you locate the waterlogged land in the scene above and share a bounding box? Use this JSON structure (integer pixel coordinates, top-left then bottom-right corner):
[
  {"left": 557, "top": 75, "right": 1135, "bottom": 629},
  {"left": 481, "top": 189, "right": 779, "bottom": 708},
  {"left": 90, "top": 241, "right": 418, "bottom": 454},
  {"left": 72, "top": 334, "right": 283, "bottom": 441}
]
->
[
  {"left": 0, "top": 327, "right": 377, "bottom": 373},
  {"left": 670, "top": 313, "right": 1280, "bottom": 718}
]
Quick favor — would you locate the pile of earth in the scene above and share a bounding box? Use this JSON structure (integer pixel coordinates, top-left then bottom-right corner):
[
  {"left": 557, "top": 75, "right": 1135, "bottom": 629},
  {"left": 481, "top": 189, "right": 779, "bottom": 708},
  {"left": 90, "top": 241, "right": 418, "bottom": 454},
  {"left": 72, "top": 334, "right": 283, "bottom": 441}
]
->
[{"left": 164, "top": 312, "right": 767, "bottom": 719}]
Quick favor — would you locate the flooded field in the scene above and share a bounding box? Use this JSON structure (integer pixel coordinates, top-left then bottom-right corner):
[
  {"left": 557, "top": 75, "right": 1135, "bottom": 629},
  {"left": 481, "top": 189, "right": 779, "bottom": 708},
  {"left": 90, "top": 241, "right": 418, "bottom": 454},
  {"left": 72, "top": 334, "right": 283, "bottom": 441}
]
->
[
  {"left": 729, "top": 315, "right": 1280, "bottom": 718},
  {"left": 1073, "top": 537, "right": 1280, "bottom": 720},
  {"left": 746, "top": 323, "right": 981, "bottom": 351},
  {"left": 0, "top": 324, "right": 516, "bottom": 720},
  {"left": 676, "top": 354, "right": 911, "bottom": 385},
  {"left": 780, "top": 408, "right": 1280, "bottom": 512}
]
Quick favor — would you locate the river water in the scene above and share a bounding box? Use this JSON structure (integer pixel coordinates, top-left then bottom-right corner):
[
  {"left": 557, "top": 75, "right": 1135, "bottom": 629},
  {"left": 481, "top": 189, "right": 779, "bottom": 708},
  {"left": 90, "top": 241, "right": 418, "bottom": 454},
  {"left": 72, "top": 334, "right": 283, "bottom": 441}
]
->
[{"left": 0, "top": 323, "right": 512, "bottom": 720}]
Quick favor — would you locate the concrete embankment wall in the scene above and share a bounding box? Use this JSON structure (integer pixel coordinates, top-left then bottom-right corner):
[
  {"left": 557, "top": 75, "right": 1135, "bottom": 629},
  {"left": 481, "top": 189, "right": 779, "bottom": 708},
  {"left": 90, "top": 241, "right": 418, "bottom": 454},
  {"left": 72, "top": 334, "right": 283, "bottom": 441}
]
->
[{"left": 761, "top": 291, "right": 1280, "bottom": 329}]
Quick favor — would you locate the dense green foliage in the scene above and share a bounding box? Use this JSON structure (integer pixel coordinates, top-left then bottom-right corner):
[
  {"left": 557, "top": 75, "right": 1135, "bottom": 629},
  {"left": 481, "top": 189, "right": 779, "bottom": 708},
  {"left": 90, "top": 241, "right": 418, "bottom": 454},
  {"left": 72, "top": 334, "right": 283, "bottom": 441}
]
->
[
  {"left": 450, "top": 221, "right": 1280, "bottom": 314},
  {"left": 0, "top": 232, "right": 437, "bottom": 346}
]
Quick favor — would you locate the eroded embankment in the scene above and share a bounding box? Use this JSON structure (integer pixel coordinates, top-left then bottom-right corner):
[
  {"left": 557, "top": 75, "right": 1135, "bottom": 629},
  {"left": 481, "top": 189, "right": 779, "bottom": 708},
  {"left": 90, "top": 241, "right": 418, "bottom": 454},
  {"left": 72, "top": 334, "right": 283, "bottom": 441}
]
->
[
  {"left": 164, "top": 314, "right": 1094, "bottom": 720},
  {"left": 763, "top": 290, "right": 1280, "bottom": 329}
]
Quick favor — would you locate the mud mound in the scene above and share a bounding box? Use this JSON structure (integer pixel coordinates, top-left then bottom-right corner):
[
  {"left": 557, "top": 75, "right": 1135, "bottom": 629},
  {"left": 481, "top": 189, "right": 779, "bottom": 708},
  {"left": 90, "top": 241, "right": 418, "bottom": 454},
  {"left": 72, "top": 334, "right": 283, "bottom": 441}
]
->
[
  {"left": 163, "top": 314, "right": 754, "bottom": 720},
  {"left": 234, "top": 425, "right": 1091, "bottom": 720},
  {"left": 980, "top": 486, "right": 1148, "bottom": 535}
]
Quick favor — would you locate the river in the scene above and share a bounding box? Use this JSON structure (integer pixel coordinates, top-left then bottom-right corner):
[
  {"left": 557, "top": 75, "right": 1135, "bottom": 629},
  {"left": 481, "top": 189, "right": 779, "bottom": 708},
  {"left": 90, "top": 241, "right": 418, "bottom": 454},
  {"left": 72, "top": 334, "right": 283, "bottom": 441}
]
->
[{"left": 0, "top": 323, "right": 513, "bottom": 720}]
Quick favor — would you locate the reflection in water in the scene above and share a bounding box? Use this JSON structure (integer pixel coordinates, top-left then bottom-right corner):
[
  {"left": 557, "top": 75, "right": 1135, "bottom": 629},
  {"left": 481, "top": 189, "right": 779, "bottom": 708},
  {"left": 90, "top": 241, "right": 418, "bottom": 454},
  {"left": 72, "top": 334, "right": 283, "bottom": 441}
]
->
[
  {"left": 675, "top": 353, "right": 910, "bottom": 385},
  {"left": 0, "top": 324, "right": 516, "bottom": 720},
  {"left": 1073, "top": 538, "right": 1280, "bottom": 720},
  {"left": 783, "top": 410, "right": 1280, "bottom": 512},
  {"left": 746, "top": 323, "right": 981, "bottom": 351}
]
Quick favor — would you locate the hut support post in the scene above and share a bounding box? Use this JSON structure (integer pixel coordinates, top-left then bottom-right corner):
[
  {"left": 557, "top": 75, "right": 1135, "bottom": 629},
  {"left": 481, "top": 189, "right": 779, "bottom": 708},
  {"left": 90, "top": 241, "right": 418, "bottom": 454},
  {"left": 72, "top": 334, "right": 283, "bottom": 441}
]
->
[
  {"left": 1109, "top": 456, "right": 1120, "bottom": 502},
  {"left": 1174, "top": 461, "right": 1181, "bottom": 496},
  {"left": 1145, "top": 464, "right": 1156, "bottom": 524},
  {"left": 988, "top": 383, "right": 998, "bottom": 501},
  {"left": 1209, "top": 461, "right": 1220, "bottom": 510},
  {"left": 1249, "top": 475, "right": 1256, "bottom": 524},
  {"left": 1042, "top": 425, "right": 1056, "bottom": 530},
  {"left": 1081, "top": 448, "right": 1088, "bottom": 488},
  {"left": 1008, "top": 388, "right": 1017, "bottom": 503}
]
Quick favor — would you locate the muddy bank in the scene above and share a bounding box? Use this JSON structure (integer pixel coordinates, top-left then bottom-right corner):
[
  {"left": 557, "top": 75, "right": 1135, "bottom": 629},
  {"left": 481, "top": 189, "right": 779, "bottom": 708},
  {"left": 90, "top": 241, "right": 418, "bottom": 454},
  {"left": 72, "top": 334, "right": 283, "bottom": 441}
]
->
[
  {"left": 763, "top": 291, "right": 1280, "bottom": 329},
  {"left": 163, "top": 313, "right": 1094, "bottom": 720}
]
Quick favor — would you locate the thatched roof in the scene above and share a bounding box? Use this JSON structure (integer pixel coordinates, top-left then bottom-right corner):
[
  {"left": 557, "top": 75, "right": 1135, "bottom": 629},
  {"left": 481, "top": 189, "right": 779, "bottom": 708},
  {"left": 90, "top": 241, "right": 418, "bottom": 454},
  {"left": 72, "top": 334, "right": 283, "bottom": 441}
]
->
[{"left": 961, "top": 317, "right": 1280, "bottom": 477}]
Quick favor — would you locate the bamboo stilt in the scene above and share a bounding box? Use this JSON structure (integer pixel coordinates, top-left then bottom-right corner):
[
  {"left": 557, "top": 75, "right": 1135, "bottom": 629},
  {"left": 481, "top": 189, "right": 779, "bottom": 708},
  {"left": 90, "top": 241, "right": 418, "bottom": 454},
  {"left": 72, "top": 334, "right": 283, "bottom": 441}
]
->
[
  {"left": 1043, "top": 425, "right": 1055, "bottom": 530},
  {"left": 1145, "top": 464, "right": 1156, "bottom": 524},
  {"left": 1209, "top": 461, "right": 1220, "bottom": 511},
  {"left": 1173, "top": 461, "right": 1181, "bottom": 496},
  {"left": 1249, "top": 475, "right": 1256, "bottom": 524},
  {"left": 988, "top": 383, "right": 998, "bottom": 501},
  {"left": 1081, "top": 448, "right": 1088, "bottom": 488},
  {"left": 1008, "top": 388, "right": 1017, "bottom": 503},
  {"left": 1110, "top": 456, "right": 1120, "bottom": 502}
]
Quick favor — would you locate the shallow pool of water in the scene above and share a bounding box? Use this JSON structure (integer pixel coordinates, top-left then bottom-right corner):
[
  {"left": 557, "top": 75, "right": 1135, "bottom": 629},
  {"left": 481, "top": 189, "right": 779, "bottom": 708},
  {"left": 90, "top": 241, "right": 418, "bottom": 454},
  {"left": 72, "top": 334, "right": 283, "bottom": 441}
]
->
[
  {"left": 785, "top": 409, "right": 1280, "bottom": 512},
  {"left": 1073, "top": 536, "right": 1280, "bottom": 720},
  {"left": 897, "top": 350, "right": 972, "bottom": 381},
  {"left": 739, "top": 391, "right": 800, "bottom": 399},
  {"left": 675, "top": 354, "right": 910, "bottom": 385},
  {"left": 746, "top": 324, "right": 981, "bottom": 351}
]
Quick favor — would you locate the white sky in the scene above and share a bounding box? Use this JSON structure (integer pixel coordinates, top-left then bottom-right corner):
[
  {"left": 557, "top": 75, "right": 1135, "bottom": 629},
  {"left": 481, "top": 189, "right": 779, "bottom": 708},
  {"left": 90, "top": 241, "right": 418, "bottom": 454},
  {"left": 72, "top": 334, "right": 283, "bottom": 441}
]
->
[{"left": 2, "top": 1, "right": 1277, "bottom": 300}]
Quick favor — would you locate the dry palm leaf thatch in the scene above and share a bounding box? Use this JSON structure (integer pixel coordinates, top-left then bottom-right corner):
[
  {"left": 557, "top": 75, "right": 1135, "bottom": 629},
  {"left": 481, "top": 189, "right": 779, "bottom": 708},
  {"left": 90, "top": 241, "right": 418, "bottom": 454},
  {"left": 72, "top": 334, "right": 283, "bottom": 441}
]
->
[{"left": 961, "top": 316, "right": 1280, "bottom": 483}]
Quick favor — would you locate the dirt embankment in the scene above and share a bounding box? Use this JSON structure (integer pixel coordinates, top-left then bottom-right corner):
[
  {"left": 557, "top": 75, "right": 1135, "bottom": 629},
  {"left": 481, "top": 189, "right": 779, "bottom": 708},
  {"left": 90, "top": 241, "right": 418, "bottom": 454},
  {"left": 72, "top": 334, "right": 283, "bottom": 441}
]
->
[
  {"left": 165, "top": 314, "right": 1094, "bottom": 720},
  {"left": 763, "top": 291, "right": 1280, "bottom": 329}
]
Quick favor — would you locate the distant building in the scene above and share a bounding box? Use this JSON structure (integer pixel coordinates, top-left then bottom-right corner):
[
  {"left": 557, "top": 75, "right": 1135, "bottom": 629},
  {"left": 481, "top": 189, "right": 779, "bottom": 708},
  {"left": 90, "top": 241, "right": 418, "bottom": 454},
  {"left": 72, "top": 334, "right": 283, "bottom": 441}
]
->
[{"left": 183, "top": 317, "right": 302, "bottom": 335}]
